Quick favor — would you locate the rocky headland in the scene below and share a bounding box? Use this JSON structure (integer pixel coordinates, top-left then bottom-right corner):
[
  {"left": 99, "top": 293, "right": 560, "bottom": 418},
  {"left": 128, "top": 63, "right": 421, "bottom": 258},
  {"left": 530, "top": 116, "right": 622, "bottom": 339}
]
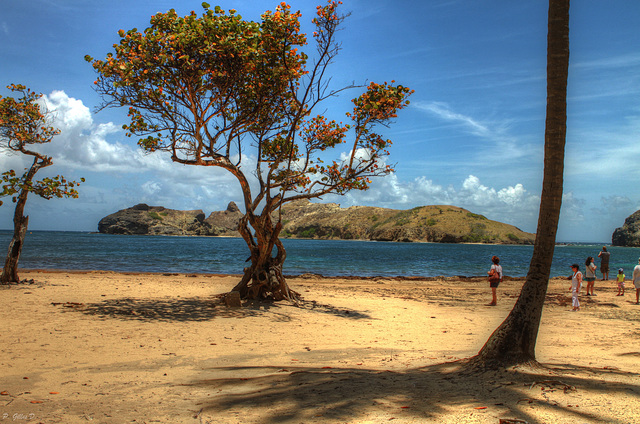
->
[
  {"left": 97, "top": 202, "right": 242, "bottom": 237},
  {"left": 612, "top": 210, "right": 640, "bottom": 246},
  {"left": 98, "top": 200, "right": 535, "bottom": 244}
]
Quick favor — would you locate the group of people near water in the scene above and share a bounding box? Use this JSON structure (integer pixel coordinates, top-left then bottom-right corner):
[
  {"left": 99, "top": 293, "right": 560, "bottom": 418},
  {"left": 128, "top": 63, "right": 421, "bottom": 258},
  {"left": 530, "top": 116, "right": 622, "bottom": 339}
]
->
[
  {"left": 568, "top": 246, "right": 640, "bottom": 311},
  {"left": 487, "top": 246, "right": 640, "bottom": 310}
]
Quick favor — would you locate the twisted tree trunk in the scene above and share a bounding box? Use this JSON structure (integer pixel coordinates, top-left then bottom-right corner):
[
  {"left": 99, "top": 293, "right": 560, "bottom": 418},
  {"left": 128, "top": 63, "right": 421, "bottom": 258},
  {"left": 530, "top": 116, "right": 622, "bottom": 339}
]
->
[
  {"left": 232, "top": 211, "right": 300, "bottom": 303},
  {"left": 1, "top": 194, "right": 30, "bottom": 284},
  {"left": 1, "top": 157, "right": 43, "bottom": 284}
]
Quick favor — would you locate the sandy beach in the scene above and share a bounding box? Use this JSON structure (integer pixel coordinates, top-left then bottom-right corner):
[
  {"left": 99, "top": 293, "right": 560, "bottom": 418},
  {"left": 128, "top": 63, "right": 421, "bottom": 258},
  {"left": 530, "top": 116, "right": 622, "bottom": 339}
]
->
[{"left": 1, "top": 270, "right": 639, "bottom": 423}]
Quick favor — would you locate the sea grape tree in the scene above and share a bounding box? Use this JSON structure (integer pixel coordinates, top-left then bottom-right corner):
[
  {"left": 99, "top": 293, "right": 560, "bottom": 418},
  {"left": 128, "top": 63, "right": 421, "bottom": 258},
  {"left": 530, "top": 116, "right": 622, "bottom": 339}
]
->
[
  {"left": 86, "top": 1, "right": 412, "bottom": 302},
  {"left": 0, "top": 84, "right": 84, "bottom": 284}
]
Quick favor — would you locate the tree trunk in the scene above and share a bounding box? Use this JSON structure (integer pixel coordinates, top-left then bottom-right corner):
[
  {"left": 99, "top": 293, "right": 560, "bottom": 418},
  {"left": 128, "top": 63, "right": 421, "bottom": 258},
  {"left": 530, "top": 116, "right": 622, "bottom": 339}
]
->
[
  {"left": 470, "top": 0, "right": 570, "bottom": 368},
  {"left": 232, "top": 212, "right": 300, "bottom": 303},
  {"left": 1, "top": 196, "right": 29, "bottom": 285}
]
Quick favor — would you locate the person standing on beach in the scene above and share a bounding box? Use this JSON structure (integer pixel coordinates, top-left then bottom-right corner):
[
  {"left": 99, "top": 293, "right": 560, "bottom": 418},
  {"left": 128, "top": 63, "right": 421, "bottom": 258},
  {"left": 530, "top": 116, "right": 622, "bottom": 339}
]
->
[
  {"left": 598, "top": 246, "right": 611, "bottom": 280},
  {"left": 616, "top": 268, "right": 625, "bottom": 296},
  {"left": 633, "top": 258, "right": 640, "bottom": 305},
  {"left": 584, "top": 256, "right": 597, "bottom": 296},
  {"left": 487, "top": 255, "right": 502, "bottom": 306},
  {"left": 569, "top": 264, "right": 582, "bottom": 311}
]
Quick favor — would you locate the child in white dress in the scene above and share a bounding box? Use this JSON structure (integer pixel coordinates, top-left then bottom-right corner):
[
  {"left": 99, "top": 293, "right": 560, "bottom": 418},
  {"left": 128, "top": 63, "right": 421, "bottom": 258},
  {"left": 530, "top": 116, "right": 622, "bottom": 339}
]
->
[{"left": 569, "top": 264, "right": 582, "bottom": 311}]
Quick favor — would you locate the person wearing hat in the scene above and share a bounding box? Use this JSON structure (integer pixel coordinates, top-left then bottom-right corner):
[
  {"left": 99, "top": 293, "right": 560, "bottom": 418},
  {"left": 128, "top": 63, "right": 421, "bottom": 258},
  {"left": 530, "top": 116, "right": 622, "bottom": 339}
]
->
[{"left": 633, "top": 258, "right": 640, "bottom": 305}]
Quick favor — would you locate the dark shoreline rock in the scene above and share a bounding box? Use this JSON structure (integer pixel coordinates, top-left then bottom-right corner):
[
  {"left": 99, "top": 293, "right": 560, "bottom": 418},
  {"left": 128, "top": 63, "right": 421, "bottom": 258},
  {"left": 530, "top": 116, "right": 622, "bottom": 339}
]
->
[
  {"left": 612, "top": 210, "right": 640, "bottom": 246},
  {"left": 98, "top": 203, "right": 242, "bottom": 236}
]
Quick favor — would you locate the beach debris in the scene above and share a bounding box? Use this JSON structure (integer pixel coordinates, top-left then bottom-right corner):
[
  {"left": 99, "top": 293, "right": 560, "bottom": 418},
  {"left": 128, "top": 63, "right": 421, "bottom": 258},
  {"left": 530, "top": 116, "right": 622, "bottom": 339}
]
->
[
  {"left": 298, "top": 273, "right": 324, "bottom": 279},
  {"left": 192, "top": 407, "right": 204, "bottom": 419},
  {"left": 224, "top": 291, "right": 242, "bottom": 307},
  {"left": 499, "top": 419, "right": 529, "bottom": 424},
  {"left": 51, "top": 301, "right": 85, "bottom": 309},
  {"left": 529, "top": 379, "right": 576, "bottom": 393}
]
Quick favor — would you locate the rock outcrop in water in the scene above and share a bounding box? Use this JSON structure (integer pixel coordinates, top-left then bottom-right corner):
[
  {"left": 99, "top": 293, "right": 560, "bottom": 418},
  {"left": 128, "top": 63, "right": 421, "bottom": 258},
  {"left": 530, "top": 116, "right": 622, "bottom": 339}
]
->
[
  {"left": 98, "top": 200, "right": 535, "bottom": 244},
  {"left": 612, "top": 210, "right": 640, "bottom": 247},
  {"left": 97, "top": 203, "right": 242, "bottom": 236}
]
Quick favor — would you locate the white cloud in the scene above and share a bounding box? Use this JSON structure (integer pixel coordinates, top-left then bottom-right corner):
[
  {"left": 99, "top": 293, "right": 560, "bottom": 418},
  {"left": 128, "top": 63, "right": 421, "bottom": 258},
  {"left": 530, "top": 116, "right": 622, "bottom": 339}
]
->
[
  {"left": 339, "top": 148, "right": 374, "bottom": 163},
  {"left": 37, "top": 90, "right": 243, "bottom": 196},
  {"left": 141, "top": 181, "right": 162, "bottom": 196},
  {"left": 38, "top": 91, "right": 152, "bottom": 173}
]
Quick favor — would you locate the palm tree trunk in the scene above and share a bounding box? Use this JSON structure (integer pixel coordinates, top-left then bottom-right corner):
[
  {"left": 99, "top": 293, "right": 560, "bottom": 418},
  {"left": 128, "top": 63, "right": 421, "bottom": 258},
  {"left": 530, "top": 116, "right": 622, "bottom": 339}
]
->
[{"left": 471, "top": 0, "right": 570, "bottom": 368}]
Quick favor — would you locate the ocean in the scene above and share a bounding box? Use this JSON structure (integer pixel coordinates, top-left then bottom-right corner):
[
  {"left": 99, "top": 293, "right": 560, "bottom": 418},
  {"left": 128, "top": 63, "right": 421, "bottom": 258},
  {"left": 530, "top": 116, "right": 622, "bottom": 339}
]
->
[{"left": 1, "top": 230, "right": 637, "bottom": 278}]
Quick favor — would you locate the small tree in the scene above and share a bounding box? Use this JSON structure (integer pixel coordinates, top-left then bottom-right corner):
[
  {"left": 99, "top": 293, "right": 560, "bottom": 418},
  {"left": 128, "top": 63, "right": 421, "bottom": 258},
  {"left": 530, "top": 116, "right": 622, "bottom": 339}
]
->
[
  {"left": 86, "top": 2, "right": 412, "bottom": 301},
  {"left": 0, "top": 84, "right": 84, "bottom": 284}
]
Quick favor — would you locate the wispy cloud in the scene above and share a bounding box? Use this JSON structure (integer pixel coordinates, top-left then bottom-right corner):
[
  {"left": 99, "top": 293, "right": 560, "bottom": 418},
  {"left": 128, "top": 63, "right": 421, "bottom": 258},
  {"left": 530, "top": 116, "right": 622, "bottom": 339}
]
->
[
  {"left": 1, "top": 22, "right": 8, "bottom": 36},
  {"left": 566, "top": 112, "right": 640, "bottom": 178},
  {"left": 413, "top": 101, "right": 492, "bottom": 138},
  {"left": 410, "top": 100, "right": 538, "bottom": 165},
  {"left": 573, "top": 52, "right": 640, "bottom": 71}
]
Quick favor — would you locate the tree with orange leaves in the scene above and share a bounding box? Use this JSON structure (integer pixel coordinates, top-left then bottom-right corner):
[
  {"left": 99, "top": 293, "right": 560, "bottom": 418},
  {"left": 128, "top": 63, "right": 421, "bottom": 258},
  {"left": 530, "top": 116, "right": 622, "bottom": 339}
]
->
[
  {"left": 86, "top": 1, "right": 412, "bottom": 302},
  {"left": 1, "top": 84, "right": 84, "bottom": 284}
]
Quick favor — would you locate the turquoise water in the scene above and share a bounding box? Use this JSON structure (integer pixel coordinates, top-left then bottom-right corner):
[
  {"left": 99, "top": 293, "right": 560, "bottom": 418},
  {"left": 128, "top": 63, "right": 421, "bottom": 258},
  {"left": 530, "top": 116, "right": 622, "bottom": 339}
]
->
[{"left": 1, "top": 230, "right": 637, "bottom": 278}]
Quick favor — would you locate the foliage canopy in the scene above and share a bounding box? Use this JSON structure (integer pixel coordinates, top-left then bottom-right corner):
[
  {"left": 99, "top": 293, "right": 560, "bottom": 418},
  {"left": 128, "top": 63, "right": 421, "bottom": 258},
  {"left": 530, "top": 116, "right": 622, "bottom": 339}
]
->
[
  {"left": 86, "top": 1, "right": 412, "bottom": 300},
  {"left": 0, "top": 84, "right": 84, "bottom": 207}
]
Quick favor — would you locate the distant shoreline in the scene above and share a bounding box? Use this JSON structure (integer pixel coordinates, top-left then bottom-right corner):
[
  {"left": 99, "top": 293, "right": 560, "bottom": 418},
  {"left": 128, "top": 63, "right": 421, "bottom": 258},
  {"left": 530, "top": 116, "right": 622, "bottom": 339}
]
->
[
  {"left": 2, "top": 227, "right": 611, "bottom": 246},
  {"left": 19, "top": 268, "right": 532, "bottom": 281}
]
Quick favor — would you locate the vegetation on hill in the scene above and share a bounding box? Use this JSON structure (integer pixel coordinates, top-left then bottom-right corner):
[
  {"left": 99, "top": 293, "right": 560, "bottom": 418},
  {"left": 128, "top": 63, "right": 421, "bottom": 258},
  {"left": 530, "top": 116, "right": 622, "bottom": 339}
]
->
[{"left": 99, "top": 200, "right": 535, "bottom": 245}]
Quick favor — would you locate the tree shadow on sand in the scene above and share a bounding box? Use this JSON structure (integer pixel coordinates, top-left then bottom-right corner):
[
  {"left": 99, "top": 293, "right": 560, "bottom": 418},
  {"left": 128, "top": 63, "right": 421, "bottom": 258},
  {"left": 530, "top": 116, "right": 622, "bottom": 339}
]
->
[
  {"left": 188, "top": 361, "right": 640, "bottom": 423},
  {"left": 75, "top": 297, "right": 373, "bottom": 322}
]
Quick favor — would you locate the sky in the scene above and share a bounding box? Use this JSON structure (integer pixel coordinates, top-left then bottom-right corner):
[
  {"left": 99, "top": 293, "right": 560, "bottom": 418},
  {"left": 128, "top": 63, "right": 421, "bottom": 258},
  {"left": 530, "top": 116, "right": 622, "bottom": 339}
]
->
[{"left": 1, "top": 0, "right": 639, "bottom": 242}]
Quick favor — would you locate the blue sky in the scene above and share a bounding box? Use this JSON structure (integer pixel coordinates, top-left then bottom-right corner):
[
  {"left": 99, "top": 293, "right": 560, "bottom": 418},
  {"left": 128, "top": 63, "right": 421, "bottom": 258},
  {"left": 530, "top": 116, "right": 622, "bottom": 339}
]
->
[{"left": 1, "top": 0, "right": 639, "bottom": 242}]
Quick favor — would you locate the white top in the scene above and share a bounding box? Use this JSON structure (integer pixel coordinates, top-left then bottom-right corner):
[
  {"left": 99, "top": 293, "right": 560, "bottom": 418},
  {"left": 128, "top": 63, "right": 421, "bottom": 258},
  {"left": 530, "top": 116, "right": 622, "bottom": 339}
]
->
[
  {"left": 491, "top": 264, "right": 503, "bottom": 279},
  {"left": 633, "top": 264, "right": 640, "bottom": 283},
  {"left": 571, "top": 271, "right": 582, "bottom": 291}
]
